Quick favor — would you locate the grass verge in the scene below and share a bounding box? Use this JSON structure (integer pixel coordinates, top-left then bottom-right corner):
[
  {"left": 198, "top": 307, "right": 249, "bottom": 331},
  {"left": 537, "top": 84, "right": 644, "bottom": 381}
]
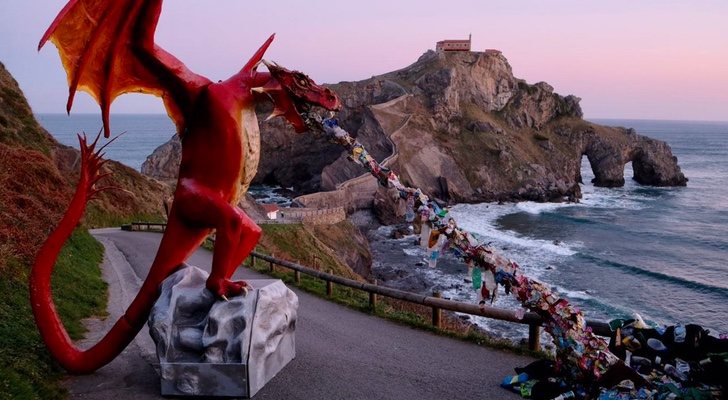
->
[
  {"left": 256, "top": 223, "right": 363, "bottom": 281},
  {"left": 0, "top": 229, "right": 106, "bottom": 400}
]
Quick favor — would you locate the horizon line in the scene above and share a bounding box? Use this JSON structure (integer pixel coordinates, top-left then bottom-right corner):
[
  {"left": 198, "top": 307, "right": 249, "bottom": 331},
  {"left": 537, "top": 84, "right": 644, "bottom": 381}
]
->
[{"left": 34, "top": 112, "right": 728, "bottom": 124}]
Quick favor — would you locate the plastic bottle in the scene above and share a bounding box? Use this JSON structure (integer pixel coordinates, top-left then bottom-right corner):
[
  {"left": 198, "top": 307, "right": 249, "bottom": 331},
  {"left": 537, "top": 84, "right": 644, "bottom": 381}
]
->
[
  {"left": 552, "top": 391, "right": 576, "bottom": 400},
  {"left": 675, "top": 358, "right": 690, "bottom": 378},
  {"left": 674, "top": 324, "right": 686, "bottom": 343},
  {"left": 647, "top": 338, "right": 667, "bottom": 352},
  {"left": 631, "top": 356, "right": 652, "bottom": 369},
  {"left": 664, "top": 364, "right": 687, "bottom": 382}
]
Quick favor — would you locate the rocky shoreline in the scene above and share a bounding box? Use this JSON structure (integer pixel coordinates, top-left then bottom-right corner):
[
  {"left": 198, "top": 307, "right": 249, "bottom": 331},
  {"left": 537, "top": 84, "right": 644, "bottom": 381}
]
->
[
  {"left": 351, "top": 209, "right": 539, "bottom": 345},
  {"left": 351, "top": 211, "right": 480, "bottom": 302},
  {"left": 351, "top": 210, "right": 444, "bottom": 292}
]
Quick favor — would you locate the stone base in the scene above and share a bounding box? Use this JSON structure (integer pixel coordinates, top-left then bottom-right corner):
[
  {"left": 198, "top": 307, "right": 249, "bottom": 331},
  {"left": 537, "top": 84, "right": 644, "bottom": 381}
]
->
[
  {"left": 161, "top": 363, "right": 248, "bottom": 397},
  {"left": 150, "top": 268, "right": 298, "bottom": 398}
]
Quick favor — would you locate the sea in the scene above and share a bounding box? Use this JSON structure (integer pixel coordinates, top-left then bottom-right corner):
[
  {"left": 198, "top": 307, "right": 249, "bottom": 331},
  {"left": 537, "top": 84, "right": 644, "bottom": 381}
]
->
[
  {"left": 37, "top": 114, "right": 728, "bottom": 339},
  {"left": 36, "top": 114, "right": 176, "bottom": 172},
  {"left": 444, "top": 119, "right": 728, "bottom": 339}
]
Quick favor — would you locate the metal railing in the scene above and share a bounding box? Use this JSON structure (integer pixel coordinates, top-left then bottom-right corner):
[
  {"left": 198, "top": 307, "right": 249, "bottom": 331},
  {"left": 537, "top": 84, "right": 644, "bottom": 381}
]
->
[{"left": 126, "top": 221, "right": 612, "bottom": 351}]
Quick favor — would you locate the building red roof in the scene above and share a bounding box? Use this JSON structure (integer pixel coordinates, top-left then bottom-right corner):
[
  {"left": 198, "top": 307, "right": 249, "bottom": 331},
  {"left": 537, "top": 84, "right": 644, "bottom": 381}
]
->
[{"left": 261, "top": 204, "right": 280, "bottom": 213}]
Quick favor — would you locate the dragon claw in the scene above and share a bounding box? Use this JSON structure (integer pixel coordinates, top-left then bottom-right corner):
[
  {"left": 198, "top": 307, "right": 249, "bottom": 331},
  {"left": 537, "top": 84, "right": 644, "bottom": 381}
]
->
[{"left": 208, "top": 279, "right": 253, "bottom": 301}]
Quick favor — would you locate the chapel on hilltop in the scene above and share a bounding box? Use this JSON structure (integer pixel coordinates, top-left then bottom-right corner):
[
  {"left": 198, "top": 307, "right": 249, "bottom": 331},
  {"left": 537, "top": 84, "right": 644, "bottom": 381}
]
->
[{"left": 436, "top": 34, "right": 472, "bottom": 52}]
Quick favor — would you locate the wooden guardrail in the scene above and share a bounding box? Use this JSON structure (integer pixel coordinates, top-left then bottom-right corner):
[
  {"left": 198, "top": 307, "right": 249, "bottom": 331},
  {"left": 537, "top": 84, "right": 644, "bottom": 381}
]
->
[
  {"left": 246, "top": 252, "right": 612, "bottom": 352},
  {"left": 126, "top": 221, "right": 612, "bottom": 351},
  {"left": 121, "top": 221, "right": 167, "bottom": 232}
]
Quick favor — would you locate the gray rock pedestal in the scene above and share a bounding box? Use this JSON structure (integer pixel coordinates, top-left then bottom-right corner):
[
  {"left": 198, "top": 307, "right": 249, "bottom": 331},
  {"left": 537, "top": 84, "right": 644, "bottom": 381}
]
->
[{"left": 148, "top": 265, "right": 298, "bottom": 397}]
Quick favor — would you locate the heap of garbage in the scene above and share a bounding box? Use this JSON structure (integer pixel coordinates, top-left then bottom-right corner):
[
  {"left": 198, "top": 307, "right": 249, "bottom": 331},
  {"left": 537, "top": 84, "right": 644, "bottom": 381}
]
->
[{"left": 503, "top": 317, "right": 727, "bottom": 399}]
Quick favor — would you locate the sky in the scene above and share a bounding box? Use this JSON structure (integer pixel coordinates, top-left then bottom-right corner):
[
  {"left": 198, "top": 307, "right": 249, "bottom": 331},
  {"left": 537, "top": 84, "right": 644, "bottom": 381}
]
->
[{"left": 1, "top": 0, "right": 727, "bottom": 121}]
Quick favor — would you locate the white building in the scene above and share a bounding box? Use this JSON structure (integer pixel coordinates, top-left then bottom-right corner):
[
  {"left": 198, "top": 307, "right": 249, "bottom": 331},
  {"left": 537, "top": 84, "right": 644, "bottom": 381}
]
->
[
  {"left": 261, "top": 204, "right": 280, "bottom": 220},
  {"left": 436, "top": 34, "right": 472, "bottom": 52}
]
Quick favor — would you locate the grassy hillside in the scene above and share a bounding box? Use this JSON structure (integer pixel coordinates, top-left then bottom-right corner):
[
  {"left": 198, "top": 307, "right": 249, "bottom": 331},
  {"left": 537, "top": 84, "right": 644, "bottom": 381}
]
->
[
  {"left": 0, "top": 64, "right": 54, "bottom": 155},
  {"left": 257, "top": 222, "right": 367, "bottom": 282},
  {"left": 0, "top": 61, "right": 169, "bottom": 399}
]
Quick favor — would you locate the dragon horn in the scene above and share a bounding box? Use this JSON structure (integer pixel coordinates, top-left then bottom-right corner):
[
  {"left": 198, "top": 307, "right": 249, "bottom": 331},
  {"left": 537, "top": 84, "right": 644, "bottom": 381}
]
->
[{"left": 240, "top": 33, "right": 275, "bottom": 74}]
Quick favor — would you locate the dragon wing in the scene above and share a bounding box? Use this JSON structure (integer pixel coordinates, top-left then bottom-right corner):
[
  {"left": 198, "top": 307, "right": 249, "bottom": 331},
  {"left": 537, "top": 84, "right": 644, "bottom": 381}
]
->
[{"left": 39, "top": 0, "right": 211, "bottom": 137}]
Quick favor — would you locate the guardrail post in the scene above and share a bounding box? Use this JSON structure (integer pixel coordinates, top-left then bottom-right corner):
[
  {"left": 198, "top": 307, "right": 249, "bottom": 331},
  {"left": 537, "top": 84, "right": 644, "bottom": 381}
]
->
[
  {"left": 528, "top": 324, "right": 541, "bottom": 352},
  {"left": 250, "top": 255, "right": 256, "bottom": 268},
  {"left": 326, "top": 272, "right": 333, "bottom": 297},
  {"left": 294, "top": 270, "right": 301, "bottom": 284},
  {"left": 369, "top": 279, "right": 378, "bottom": 309},
  {"left": 432, "top": 291, "right": 442, "bottom": 328},
  {"left": 269, "top": 259, "right": 274, "bottom": 273}
]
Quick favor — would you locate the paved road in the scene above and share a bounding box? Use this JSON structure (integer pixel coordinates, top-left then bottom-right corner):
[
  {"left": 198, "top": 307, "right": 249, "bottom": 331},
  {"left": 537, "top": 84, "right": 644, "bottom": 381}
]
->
[{"left": 65, "top": 228, "right": 532, "bottom": 399}]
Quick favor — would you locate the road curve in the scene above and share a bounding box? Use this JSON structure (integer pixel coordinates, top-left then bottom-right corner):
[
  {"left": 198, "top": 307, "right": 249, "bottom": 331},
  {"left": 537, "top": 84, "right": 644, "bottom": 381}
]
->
[{"left": 65, "top": 228, "right": 531, "bottom": 399}]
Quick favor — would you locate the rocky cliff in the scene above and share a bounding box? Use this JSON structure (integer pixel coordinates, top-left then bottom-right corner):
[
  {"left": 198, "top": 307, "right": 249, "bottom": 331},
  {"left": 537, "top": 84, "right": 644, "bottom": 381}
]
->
[{"left": 142, "top": 49, "right": 686, "bottom": 207}]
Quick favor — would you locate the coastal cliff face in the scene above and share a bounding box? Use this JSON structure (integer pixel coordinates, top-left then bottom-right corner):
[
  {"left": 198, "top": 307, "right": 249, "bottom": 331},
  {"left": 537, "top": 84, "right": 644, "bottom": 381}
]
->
[
  {"left": 141, "top": 102, "right": 348, "bottom": 192},
  {"left": 142, "top": 49, "right": 687, "bottom": 207},
  {"left": 0, "top": 61, "right": 170, "bottom": 263}
]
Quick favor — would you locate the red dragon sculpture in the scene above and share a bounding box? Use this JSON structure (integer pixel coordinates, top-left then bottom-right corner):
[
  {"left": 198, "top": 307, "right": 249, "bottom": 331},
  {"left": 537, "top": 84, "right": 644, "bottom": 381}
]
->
[{"left": 33, "top": 0, "right": 340, "bottom": 374}]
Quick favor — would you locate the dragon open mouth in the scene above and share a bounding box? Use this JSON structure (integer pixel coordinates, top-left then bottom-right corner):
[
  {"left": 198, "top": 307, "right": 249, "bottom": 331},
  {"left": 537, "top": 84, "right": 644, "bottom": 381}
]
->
[{"left": 255, "top": 60, "right": 341, "bottom": 133}]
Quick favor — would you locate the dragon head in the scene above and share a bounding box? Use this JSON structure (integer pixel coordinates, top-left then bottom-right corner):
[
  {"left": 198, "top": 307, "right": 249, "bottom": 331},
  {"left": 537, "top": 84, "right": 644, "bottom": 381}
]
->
[{"left": 254, "top": 60, "right": 341, "bottom": 133}]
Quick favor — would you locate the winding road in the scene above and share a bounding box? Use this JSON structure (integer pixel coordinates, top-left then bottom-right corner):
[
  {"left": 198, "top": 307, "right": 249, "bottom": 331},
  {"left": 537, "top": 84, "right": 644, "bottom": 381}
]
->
[{"left": 65, "top": 228, "right": 531, "bottom": 399}]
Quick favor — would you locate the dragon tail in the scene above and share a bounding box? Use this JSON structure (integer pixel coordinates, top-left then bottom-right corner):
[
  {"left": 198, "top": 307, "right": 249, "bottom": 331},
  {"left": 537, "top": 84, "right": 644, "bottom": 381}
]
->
[{"left": 29, "top": 133, "right": 141, "bottom": 374}]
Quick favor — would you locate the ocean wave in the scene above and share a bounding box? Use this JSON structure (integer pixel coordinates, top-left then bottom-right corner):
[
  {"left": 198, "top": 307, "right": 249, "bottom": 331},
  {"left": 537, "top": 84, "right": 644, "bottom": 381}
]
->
[
  {"left": 557, "top": 289, "right": 648, "bottom": 324},
  {"left": 449, "top": 205, "right": 579, "bottom": 258},
  {"left": 430, "top": 263, "right": 645, "bottom": 336},
  {"left": 582, "top": 254, "right": 728, "bottom": 297},
  {"left": 558, "top": 288, "right": 593, "bottom": 300},
  {"left": 580, "top": 192, "right": 647, "bottom": 210},
  {"left": 247, "top": 184, "right": 294, "bottom": 206},
  {"left": 515, "top": 202, "right": 571, "bottom": 215}
]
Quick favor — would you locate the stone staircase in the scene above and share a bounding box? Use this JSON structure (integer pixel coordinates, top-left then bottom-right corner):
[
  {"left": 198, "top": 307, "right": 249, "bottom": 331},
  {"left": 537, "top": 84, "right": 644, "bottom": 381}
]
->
[{"left": 294, "top": 95, "right": 413, "bottom": 213}]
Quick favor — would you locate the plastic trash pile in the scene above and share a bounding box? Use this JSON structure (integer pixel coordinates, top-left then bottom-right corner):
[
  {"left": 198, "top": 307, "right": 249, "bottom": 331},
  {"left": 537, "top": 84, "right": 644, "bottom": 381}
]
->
[
  {"left": 502, "top": 318, "right": 727, "bottom": 399},
  {"left": 604, "top": 319, "right": 727, "bottom": 399}
]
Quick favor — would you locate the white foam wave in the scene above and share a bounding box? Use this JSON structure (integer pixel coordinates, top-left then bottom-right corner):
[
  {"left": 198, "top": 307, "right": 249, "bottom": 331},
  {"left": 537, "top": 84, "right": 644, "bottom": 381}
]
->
[
  {"left": 402, "top": 247, "right": 423, "bottom": 257},
  {"left": 577, "top": 157, "right": 661, "bottom": 211},
  {"left": 558, "top": 288, "right": 593, "bottom": 300},
  {"left": 515, "top": 202, "right": 572, "bottom": 215},
  {"left": 579, "top": 186, "right": 647, "bottom": 211},
  {"left": 247, "top": 185, "right": 293, "bottom": 206},
  {"left": 449, "top": 205, "right": 578, "bottom": 258}
]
